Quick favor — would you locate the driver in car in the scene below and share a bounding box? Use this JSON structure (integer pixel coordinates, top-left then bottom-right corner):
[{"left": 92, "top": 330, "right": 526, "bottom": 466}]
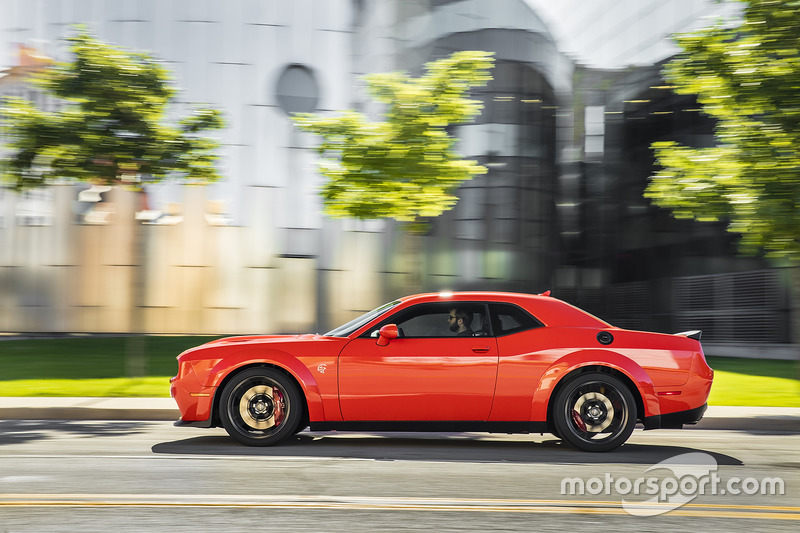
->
[{"left": 448, "top": 308, "right": 475, "bottom": 337}]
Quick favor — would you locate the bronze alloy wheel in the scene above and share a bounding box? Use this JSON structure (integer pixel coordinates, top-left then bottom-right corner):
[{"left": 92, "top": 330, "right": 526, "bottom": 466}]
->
[
  {"left": 219, "top": 367, "right": 303, "bottom": 446},
  {"left": 553, "top": 372, "right": 637, "bottom": 452}
]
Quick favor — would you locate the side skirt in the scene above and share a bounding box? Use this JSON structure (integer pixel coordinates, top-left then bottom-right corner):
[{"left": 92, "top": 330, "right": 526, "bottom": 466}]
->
[{"left": 308, "top": 421, "right": 550, "bottom": 434}]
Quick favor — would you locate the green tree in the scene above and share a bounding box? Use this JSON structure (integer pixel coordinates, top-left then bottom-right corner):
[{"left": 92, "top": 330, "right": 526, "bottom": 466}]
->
[
  {"left": 645, "top": 0, "right": 800, "bottom": 261},
  {"left": 2, "top": 29, "right": 224, "bottom": 190},
  {"left": 292, "top": 51, "right": 495, "bottom": 222},
  {"left": 646, "top": 0, "right": 800, "bottom": 359},
  {"left": 1, "top": 30, "right": 224, "bottom": 374}
]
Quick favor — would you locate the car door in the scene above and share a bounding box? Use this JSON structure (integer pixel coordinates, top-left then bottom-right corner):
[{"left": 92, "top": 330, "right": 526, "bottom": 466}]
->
[{"left": 338, "top": 302, "right": 499, "bottom": 421}]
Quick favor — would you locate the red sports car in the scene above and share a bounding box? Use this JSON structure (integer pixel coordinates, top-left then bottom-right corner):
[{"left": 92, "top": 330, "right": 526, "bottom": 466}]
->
[{"left": 171, "top": 291, "right": 712, "bottom": 452}]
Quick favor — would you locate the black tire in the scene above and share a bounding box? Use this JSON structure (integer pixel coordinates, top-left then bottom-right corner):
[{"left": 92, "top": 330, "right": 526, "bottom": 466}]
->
[
  {"left": 552, "top": 372, "right": 636, "bottom": 452},
  {"left": 219, "top": 367, "right": 303, "bottom": 446}
]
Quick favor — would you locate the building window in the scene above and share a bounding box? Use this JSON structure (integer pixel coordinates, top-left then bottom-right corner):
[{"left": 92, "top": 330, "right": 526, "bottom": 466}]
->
[{"left": 275, "top": 64, "right": 320, "bottom": 115}]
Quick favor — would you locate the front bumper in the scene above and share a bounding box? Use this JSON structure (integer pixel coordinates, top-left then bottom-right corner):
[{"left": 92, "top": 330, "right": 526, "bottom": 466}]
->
[
  {"left": 174, "top": 418, "right": 214, "bottom": 428},
  {"left": 170, "top": 374, "right": 217, "bottom": 425}
]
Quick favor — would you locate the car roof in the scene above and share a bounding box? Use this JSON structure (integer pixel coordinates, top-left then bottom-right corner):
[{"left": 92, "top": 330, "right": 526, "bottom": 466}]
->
[{"left": 394, "top": 291, "right": 611, "bottom": 328}]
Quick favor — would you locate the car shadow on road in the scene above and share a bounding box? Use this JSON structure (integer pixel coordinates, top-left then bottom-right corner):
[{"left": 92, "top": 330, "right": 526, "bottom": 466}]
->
[{"left": 151, "top": 430, "right": 743, "bottom": 465}]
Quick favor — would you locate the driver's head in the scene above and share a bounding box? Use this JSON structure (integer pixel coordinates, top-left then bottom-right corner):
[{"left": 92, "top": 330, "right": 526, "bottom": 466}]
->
[{"left": 448, "top": 308, "right": 472, "bottom": 332}]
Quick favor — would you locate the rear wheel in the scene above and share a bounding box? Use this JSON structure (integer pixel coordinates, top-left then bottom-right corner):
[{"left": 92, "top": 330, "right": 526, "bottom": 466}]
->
[
  {"left": 219, "top": 367, "right": 303, "bottom": 446},
  {"left": 553, "top": 372, "right": 636, "bottom": 452}
]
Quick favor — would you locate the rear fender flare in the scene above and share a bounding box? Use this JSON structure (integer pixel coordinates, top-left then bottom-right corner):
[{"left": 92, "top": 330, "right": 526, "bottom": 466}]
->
[{"left": 530, "top": 349, "right": 659, "bottom": 422}]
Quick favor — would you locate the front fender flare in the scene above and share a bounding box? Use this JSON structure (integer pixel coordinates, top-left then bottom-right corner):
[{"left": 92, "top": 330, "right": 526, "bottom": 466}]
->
[
  {"left": 204, "top": 348, "right": 325, "bottom": 422},
  {"left": 530, "top": 349, "right": 659, "bottom": 422}
]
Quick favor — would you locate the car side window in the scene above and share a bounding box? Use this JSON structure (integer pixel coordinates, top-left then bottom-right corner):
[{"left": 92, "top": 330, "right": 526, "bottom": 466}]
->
[
  {"left": 490, "top": 303, "right": 543, "bottom": 336},
  {"left": 397, "top": 311, "right": 452, "bottom": 337},
  {"left": 365, "top": 302, "right": 491, "bottom": 338}
]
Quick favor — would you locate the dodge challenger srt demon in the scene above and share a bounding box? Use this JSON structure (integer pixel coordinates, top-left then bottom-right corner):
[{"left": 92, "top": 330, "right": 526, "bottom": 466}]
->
[{"left": 171, "top": 291, "right": 713, "bottom": 452}]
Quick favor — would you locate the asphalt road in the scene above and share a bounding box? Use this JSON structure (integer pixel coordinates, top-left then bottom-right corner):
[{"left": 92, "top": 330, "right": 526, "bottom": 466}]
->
[{"left": 0, "top": 421, "right": 798, "bottom": 532}]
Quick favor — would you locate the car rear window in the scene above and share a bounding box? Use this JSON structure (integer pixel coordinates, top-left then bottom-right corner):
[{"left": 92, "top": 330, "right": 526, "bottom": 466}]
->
[{"left": 490, "top": 303, "right": 543, "bottom": 336}]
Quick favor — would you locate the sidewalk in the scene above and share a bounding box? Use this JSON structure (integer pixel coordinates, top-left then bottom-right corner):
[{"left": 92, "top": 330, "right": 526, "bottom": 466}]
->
[
  {"left": 0, "top": 397, "right": 178, "bottom": 421},
  {"left": 0, "top": 398, "right": 797, "bottom": 431}
]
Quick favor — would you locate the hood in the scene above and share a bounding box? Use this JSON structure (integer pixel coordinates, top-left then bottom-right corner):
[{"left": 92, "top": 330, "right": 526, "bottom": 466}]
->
[{"left": 199, "top": 334, "right": 320, "bottom": 348}]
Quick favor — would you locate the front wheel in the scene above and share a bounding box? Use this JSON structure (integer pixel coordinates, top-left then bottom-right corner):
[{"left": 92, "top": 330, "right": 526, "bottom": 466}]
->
[
  {"left": 552, "top": 372, "right": 637, "bottom": 452},
  {"left": 219, "top": 367, "right": 303, "bottom": 446}
]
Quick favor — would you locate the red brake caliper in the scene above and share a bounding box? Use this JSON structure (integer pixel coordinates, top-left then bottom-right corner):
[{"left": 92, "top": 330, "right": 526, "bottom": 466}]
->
[
  {"left": 571, "top": 409, "right": 587, "bottom": 432},
  {"left": 273, "top": 389, "right": 285, "bottom": 426}
]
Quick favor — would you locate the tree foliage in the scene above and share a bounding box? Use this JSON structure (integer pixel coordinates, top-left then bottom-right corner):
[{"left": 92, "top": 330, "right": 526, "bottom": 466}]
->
[
  {"left": 1, "top": 29, "right": 224, "bottom": 190},
  {"left": 646, "top": 0, "right": 800, "bottom": 260},
  {"left": 293, "top": 51, "right": 495, "bottom": 222}
]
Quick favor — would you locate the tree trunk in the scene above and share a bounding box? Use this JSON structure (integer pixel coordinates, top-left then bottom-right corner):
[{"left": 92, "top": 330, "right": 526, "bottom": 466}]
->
[{"left": 125, "top": 190, "right": 148, "bottom": 377}]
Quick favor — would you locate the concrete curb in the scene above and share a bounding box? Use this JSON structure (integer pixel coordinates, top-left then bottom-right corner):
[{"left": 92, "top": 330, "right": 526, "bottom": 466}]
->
[
  {"left": 0, "top": 398, "right": 178, "bottom": 421},
  {"left": 0, "top": 407, "right": 179, "bottom": 421},
  {"left": 691, "top": 406, "right": 800, "bottom": 432},
  {"left": 0, "top": 399, "right": 798, "bottom": 432}
]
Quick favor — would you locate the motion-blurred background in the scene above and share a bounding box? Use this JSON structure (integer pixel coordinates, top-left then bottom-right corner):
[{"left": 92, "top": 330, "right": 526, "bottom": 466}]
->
[{"left": 0, "top": 0, "right": 794, "bottom": 362}]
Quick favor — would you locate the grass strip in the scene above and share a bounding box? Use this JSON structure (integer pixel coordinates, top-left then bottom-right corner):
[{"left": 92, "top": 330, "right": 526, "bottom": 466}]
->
[
  {"left": 0, "top": 335, "right": 220, "bottom": 379},
  {"left": 706, "top": 356, "right": 799, "bottom": 407},
  {"left": 0, "top": 377, "right": 171, "bottom": 397}
]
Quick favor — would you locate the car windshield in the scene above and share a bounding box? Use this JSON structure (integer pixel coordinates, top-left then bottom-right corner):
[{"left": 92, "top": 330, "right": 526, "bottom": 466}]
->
[{"left": 323, "top": 300, "right": 401, "bottom": 337}]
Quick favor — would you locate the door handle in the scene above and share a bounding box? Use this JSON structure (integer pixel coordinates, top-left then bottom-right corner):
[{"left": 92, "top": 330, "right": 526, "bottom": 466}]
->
[{"left": 472, "top": 346, "right": 491, "bottom": 353}]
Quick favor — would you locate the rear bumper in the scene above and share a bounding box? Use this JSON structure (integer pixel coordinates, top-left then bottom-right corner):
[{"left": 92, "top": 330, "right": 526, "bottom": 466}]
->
[
  {"left": 643, "top": 403, "right": 708, "bottom": 430},
  {"left": 643, "top": 350, "right": 712, "bottom": 430}
]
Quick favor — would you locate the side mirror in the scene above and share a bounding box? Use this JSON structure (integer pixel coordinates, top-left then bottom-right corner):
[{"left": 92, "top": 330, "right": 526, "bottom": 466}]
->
[{"left": 376, "top": 324, "right": 398, "bottom": 346}]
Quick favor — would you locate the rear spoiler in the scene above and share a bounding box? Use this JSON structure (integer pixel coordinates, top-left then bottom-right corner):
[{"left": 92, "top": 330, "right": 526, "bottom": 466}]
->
[{"left": 676, "top": 330, "right": 702, "bottom": 341}]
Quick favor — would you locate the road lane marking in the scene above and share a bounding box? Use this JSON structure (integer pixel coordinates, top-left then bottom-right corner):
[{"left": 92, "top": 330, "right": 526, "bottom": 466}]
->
[{"left": 0, "top": 494, "right": 798, "bottom": 519}]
